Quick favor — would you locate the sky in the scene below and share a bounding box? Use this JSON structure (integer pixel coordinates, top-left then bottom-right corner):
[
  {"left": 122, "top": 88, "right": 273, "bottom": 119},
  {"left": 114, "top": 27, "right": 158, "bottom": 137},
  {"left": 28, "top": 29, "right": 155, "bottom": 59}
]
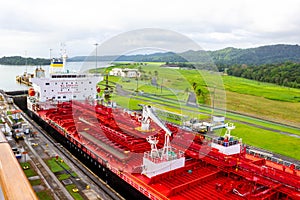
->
[{"left": 0, "top": 0, "right": 300, "bottom": 58}]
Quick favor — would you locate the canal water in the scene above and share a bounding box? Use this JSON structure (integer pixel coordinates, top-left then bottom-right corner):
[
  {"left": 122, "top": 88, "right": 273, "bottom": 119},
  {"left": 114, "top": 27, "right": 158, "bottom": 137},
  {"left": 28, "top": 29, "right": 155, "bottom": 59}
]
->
[{"left": 0, "top": 62, "right": 109, "bottom": 91}]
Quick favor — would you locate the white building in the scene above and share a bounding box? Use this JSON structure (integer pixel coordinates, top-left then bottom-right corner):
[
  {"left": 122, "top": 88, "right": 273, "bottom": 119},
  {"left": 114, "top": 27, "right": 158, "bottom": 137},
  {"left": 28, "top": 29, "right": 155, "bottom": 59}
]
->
[{"left": 109, "top": 68, "right": 140, "bottom": 78}]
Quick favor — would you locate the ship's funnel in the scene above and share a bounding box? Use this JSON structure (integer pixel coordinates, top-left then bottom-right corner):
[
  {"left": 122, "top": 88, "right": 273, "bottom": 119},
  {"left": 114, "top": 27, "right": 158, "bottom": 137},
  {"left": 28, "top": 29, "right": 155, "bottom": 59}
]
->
[{"left": 50, "top": 47, "right": 68, "bottom": 74}]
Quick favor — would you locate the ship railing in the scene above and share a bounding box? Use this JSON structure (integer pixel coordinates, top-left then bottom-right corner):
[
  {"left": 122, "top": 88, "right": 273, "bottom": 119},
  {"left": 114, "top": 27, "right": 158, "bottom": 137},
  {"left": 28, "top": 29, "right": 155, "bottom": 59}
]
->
[
  {"left": 246, "top": 148, "right": 300, "bottom": 170},
  {"left": 144, "top": 152, "right": 160, "bottom": 163},
  {"left": 212, "top": 138, "right": 239, "bottom": 147},
  {"left": 144, "top": 149, "right": 185, "bottom": 163},
  {"left": 178, "top": 150, "right": 185, "bottom": 158}
]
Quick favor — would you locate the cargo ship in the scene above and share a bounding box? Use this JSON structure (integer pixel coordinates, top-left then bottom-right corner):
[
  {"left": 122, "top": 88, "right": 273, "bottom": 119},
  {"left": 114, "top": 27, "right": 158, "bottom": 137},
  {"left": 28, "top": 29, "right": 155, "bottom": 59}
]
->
[{"left": 25, "top": 53, "right": 300, "bottom": 200}]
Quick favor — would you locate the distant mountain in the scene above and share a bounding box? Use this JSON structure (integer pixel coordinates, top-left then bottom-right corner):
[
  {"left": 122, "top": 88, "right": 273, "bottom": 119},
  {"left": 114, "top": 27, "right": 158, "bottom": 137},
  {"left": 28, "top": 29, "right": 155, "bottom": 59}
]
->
[
  {"left": 69, "top": 44, "right": 300, "bottom": 66},
  {"left": 2, "top": 44, "right": 300, "bottom": 66},
  {"left": 69, "top": 52, "right": 186, "bottom": 62},
  {"left": 209, "top": 44, "right": 300, "bottom": 65}
]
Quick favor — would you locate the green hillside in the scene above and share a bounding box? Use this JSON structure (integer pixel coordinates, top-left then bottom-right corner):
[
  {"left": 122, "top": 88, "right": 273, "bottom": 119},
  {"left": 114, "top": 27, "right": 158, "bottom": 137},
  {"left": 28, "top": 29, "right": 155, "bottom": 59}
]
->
[
  {"left": 69, "top": 44, "right": 300, "bottom": 66},
  {"left": 97, "top": 62, "right": 300, "bottom": 126},
  {"left": 210, "top": 44, "right": 300, "bottom": 65}
]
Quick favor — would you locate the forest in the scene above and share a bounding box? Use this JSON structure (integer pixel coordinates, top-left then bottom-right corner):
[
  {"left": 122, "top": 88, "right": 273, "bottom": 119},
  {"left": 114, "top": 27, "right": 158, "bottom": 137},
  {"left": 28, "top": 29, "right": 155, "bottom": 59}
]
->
[
  {"left": 0, "top": 56, "right": 49, "bottom": 65},
  {"left": 227, "top": 62, "right": 300, "bottom": 88}
]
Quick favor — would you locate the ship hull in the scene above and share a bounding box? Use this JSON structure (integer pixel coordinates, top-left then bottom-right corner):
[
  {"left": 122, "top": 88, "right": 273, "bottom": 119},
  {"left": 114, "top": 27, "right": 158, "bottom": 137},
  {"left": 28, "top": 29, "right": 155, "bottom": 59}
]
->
[
  {"left": 25, "top": 106, "right": 149, "bottom": 200},
  {"left": 13, "top": 96, "right": 300, "bottom": 200}
]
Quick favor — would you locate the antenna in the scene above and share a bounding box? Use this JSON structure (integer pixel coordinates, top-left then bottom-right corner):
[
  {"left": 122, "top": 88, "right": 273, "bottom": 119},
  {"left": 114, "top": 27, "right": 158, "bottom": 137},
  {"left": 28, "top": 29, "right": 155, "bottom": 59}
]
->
[
  {"left": 60, "top": 43, "right": 67, "bottom": 72},
  {"left": 60, "top": 42, "right": 66, "bottom": 55}
]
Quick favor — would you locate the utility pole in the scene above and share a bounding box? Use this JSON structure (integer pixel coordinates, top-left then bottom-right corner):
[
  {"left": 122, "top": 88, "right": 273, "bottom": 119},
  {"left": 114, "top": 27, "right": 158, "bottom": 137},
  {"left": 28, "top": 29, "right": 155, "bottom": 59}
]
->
[
  {"left": 161, "top": 77, "right": 163, "bottom": 93},
  {"left": 136, "top": 75, "right": 139, "bottom": 93},
  {"left": 211, "top": 86, "right": 216, "bottom": 123}
]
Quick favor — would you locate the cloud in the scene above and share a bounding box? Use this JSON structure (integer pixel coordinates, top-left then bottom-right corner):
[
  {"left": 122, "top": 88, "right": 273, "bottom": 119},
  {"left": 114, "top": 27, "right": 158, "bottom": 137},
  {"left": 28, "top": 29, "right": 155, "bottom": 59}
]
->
[
  {"left": 94, "top": 28, "right": 202, "bottom": 57},
  {"left": 0, "top": 0, "right": 299, "bottom": 57}
]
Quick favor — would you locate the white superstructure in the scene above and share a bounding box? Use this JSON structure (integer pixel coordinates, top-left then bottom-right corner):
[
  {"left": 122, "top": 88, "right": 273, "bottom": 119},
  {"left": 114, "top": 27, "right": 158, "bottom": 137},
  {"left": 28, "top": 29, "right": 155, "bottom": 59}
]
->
[
  {"left": 30, "top": 74, "right": 100, "bottom": 102},
  {"left": 27, "top": 50, "right": 102, "bottom": 111}
]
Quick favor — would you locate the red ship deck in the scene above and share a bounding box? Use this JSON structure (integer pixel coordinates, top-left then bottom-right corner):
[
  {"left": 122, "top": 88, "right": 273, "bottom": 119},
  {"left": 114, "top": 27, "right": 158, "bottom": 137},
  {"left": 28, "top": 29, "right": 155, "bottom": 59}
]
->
[{"left": 36, "top": 100, "right": 300, "bottom": 200}]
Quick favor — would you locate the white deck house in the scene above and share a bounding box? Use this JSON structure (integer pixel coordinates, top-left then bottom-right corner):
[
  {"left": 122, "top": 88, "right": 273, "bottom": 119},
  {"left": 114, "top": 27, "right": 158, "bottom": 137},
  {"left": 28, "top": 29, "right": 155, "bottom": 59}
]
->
[
  {"left": 109, "top": 68, "right": 140, "bottom": 78},
  {"left": 30, "top": 74, "right": 100, "bottom": 102}
]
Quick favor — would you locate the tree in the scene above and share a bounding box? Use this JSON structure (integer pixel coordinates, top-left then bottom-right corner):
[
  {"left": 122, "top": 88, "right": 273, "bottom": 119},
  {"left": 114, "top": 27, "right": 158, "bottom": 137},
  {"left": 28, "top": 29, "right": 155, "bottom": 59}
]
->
[
  {"left": 192, "top": 82, "right": 197, "bottom": 90},
  {"left": 196, "top": 88, "right": 202, "bottom": 96},
  {"left": 226, "top": 62, "right": 300, "bottom": 89},
  {"left": 138, "top": 65, "right": 142, "bottom": 72}
]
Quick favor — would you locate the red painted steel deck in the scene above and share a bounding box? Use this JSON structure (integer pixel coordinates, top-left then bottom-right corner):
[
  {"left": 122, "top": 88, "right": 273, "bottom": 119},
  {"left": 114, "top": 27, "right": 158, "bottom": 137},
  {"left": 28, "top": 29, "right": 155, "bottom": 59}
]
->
[{"left": 37, "top": 100, "right": 300, "bottom": 200}]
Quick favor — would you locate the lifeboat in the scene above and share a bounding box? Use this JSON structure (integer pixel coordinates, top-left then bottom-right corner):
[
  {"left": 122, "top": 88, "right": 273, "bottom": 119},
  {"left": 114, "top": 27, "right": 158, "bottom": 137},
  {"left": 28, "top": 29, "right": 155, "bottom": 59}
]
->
[
  {"left": 96, "top": 86, "right": 101, "bottom": 93},
  {"left": 28, "top": 88, "right": 35, "bottom": 96}
]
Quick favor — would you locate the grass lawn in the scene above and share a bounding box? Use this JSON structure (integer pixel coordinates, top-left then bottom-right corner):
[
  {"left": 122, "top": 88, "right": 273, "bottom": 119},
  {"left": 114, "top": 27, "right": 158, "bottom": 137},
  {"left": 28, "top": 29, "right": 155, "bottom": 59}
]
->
[
  {"left": 223, "top": 75, "right": 300, "bottom": 103},
  {"left": 58, "top": 172, "right": 78, "bottom": 181},
  {"left": 29, "top": 179, "right": 42, "bottom": 186},
  {"left": 36, "top": 190, "right": 54, "bottom": 200},
  {"left": 47, "top": 157, "right": 71, "bottom": 173},
  {"left": 65, "top": 184, "right": 84, "bottom": 200},
  {"left": 232, "top": 122, "right": 300, "bottom": 160},
  {"left": 226, "top": 90, "right": 300, "bottom": 126},
  {"left": 58, "top": 173, "right": 71, "bottom": 181},
  {"left": 20, "top": 162, "right": 37, "bottom": 177},
  {"left": 113, "top": 95, "right": 146, "bottom": 110}
]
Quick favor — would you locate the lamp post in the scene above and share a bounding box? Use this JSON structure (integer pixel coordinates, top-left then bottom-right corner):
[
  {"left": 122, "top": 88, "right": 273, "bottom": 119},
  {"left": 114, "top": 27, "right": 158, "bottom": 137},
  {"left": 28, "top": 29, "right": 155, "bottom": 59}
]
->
[
  {"left": 94, "top": 43, "right": 98, "bottom": 73},
  {"left": 49, "top": 48, "right": 53, "bottom": 73},
  {"left": 161, "top": 77, "right": 163, "bottom": 93},
  {"left": 136, "top": 74, "right": 139, "bottom": 93},
  {"left": 211, "top": 86, "right": 216, "bottom": 123}
]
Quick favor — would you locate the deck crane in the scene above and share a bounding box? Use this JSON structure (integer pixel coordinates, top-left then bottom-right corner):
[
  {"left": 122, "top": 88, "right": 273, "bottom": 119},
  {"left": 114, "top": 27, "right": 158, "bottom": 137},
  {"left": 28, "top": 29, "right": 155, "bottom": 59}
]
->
[
  {"left": 141, "top": 105, "right": 185, "bottom": 178},
  {"left": 224, "top": 123, "right": 236, "bottom": 140},
  {"left": 140, "top": 105, "right": 173, "bottom": 160}
]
